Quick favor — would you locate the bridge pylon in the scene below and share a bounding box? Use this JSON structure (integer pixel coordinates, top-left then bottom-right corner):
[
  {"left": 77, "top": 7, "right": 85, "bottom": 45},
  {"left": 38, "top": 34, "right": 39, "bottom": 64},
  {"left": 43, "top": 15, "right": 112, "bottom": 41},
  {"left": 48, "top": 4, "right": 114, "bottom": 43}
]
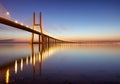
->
[{"left": 31, "top": 12, "right": 43, "bottom": 44}]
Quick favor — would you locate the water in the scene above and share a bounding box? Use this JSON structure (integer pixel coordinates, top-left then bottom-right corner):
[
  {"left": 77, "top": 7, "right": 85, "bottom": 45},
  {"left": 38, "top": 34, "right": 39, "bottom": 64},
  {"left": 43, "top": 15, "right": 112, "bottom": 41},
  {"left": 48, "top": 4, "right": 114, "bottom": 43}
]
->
[{"left": 0, "top": 43, "right": 120, "bottom": 84}]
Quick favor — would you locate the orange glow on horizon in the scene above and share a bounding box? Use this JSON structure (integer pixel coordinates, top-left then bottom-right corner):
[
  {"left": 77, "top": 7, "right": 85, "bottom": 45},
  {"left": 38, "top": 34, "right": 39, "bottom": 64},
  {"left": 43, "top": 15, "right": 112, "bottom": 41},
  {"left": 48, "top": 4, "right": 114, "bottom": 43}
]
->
[
  {"left": 1, "top": 37, "right": 119, "bottom": 43},
  {"left": 61, "top": 37, "right": 120, "bottom": 42}
]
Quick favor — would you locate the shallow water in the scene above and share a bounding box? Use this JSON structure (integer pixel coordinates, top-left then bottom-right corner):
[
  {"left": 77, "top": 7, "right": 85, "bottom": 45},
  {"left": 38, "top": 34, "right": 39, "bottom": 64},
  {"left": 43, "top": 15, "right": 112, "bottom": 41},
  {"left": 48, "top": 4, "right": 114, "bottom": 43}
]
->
[{"left": 0, "top": 43, "right": 120, "bottom": 84}]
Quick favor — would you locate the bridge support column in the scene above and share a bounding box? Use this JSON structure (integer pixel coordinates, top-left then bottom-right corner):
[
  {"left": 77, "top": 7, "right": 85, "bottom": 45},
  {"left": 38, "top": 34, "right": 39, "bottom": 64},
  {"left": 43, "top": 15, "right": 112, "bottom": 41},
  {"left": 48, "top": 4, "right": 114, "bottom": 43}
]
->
[
  {"left": 39, "top": 34, "right": 41, "bottom": 43},
  {"left": 42, "top": 35, "right": 44, "bottom": 45},
  {"left": 39, "top": 34, "right": 41, "bottom": 51},
  {"left": 47, "top": 37, "right": 49, "bottom": 48},
  {"left": 31, "top": 12, "right": 43, "bottom": 44},
  {"left": 31, "top": 31, "right": 34, "bottom": 43},
  {"left": 55, "top": 39, "right": 57, "bottom": 43}
]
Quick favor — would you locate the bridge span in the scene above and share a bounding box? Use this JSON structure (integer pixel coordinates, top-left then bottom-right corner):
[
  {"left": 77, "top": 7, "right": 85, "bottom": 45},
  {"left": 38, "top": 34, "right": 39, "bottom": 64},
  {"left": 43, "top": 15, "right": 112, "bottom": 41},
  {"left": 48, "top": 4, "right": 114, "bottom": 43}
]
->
[{"left": 0, "top": 12, "right": 67, "bottom": 43}]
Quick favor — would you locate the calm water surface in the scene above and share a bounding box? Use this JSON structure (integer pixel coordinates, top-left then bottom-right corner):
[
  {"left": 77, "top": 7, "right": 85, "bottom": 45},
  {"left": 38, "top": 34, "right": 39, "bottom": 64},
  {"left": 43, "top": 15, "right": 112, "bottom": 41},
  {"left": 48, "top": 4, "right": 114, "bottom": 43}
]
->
[{"left": 0, "top": 43, "right": 120, "bottom": 84}]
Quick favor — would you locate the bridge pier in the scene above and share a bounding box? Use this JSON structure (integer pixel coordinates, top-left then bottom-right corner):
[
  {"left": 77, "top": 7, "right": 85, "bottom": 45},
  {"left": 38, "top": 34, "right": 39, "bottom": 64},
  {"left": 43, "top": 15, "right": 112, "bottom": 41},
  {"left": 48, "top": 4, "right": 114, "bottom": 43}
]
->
[
  {"left": 39, "top": 35, "right": 40, "bottom": 43},
  {"left": 31, "top": 12, "right": 43, "bottom": 44},
  {"left": 30, "top": 12, "right": 66, "bottom": 44},
  {"left": 31, "top": 31, "right": 34, "bottom": 43}
]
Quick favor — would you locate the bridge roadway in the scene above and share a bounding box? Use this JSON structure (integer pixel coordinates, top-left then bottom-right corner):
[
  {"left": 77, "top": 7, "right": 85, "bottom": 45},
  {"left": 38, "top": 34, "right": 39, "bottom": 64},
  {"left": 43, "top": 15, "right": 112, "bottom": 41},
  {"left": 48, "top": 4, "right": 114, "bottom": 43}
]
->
[{"left": 0, "top": 17, "right": 64, "bottom": 42}]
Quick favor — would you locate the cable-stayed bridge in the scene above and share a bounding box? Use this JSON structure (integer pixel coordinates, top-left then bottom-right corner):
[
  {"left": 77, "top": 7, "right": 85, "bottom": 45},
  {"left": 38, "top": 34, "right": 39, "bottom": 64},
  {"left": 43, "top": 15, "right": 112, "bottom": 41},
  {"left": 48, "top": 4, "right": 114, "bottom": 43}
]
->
[{"left": 0, "top": 12, "right": 67, "bottom": 44}]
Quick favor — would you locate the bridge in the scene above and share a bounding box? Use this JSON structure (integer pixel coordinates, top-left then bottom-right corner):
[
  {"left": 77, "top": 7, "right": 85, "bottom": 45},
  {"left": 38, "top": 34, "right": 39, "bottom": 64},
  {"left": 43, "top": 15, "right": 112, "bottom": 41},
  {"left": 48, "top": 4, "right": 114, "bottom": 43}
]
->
[{"left": 0, "top": 12, "right": 67, "bottom": 44}]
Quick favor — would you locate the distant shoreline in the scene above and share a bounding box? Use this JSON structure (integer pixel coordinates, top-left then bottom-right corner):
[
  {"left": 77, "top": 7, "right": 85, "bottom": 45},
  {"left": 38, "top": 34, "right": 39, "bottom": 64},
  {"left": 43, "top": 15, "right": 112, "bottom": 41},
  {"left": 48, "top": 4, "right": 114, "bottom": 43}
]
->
[{"left": 0, "top": 41, "right": 120, "bottom": 44}]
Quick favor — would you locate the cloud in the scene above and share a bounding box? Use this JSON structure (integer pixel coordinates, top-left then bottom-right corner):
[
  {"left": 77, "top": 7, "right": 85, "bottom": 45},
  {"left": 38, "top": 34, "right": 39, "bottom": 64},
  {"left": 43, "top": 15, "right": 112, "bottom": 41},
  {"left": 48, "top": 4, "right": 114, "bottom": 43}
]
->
[{"left": 0, "top": 39, "right": 15, "bottom": 43}]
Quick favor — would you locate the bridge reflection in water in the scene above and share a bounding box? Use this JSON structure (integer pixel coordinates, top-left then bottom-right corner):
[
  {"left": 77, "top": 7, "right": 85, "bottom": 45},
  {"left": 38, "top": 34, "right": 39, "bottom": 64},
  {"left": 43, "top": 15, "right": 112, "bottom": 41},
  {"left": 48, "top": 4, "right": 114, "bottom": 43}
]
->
[
  {"left": 0, "top": 43, "right": 61, "bottom": 84},
  {"left": 0, "top": 43, "right": 120, "bottom": 84}
]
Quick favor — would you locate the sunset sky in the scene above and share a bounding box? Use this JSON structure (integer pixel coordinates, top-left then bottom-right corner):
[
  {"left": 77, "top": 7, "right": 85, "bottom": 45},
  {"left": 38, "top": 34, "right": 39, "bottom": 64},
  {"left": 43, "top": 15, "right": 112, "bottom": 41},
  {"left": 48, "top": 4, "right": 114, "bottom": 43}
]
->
[{"left": 0, "top": 0, "right": 120, "bottom": 42}]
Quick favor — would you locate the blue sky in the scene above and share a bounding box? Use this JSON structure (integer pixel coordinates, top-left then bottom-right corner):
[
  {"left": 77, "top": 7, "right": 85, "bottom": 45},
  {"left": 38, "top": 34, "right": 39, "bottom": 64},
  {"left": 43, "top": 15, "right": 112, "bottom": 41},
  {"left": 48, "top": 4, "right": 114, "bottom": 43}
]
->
[{"left": 0, "top": 0, "right": 120, "bottom": 42}]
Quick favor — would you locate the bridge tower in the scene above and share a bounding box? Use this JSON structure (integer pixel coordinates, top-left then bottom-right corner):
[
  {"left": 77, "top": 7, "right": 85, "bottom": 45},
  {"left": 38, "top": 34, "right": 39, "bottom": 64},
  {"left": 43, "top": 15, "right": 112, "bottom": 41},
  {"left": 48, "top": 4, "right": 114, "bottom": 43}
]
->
[{"left": 31, "top": 12, "right": 43, "bottom": 44}]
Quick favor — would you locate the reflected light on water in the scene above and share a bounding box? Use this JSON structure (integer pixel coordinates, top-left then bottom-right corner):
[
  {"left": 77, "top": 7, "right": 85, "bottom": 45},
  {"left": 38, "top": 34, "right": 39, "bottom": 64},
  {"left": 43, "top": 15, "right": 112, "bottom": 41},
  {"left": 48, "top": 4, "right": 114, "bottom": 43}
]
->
[
  {"left": 20, "top": 59, "right": 23, "bottom": 71},
  {"left": 39, "top": 52, "right": 41, "bottom": 63},
  {"left": 33, "top": 54, "right": 36, "bottom": 66},
  {"left": 5, "top": 69, "right": 9, "bottom": 84},
  {"left": 41, "top": 45, "right": 58, "bottom": 61},
  {"left": 15, "top": 60, "right": 17, "bottom": 74},
  {"left": 49, "top": 46, "right": 57, "bottom": 56},
  {"left": 0, "top": 43, "right": 120, "bottom": 84},
  {"left": 26, "top": 56, "right": 28, "bottom": 65},
  {"left": 0, "top": 43, "right": 60, "bottom": 84},
  {"left": 30, "top": 55, "right": 32, "bottom": 64}
]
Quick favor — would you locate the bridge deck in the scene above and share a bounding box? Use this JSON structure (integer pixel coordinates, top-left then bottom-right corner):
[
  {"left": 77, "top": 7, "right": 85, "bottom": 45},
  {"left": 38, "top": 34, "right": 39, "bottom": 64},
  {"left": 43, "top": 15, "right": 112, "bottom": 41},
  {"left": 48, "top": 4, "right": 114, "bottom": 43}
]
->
[{"left": 0, "top": 17, "right": 63, "bottom": 41}]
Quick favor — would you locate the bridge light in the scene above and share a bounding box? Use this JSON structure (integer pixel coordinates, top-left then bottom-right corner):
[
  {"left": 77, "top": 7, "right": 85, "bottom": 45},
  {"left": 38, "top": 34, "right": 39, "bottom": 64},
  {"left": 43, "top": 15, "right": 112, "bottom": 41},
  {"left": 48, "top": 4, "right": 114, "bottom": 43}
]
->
[
  {"left": 14, "top": 20, "right": 18, "bottom": 23},
  {"left": 26, "top": 25, "right": 29, "bottom": 27},
  {"left": 20, "top": 23, "right": 24, "bottom": 25},
  {"left": 6, "top": 12, "right": 10, "bottom": 16}
]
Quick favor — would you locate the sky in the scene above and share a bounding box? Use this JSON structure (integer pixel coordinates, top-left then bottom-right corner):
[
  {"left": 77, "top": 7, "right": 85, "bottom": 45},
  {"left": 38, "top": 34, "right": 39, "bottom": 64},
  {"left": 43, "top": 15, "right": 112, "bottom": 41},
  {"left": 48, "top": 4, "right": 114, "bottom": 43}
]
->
[{"left": 0, "top": 0, "right": 120, "bottom": 42}]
